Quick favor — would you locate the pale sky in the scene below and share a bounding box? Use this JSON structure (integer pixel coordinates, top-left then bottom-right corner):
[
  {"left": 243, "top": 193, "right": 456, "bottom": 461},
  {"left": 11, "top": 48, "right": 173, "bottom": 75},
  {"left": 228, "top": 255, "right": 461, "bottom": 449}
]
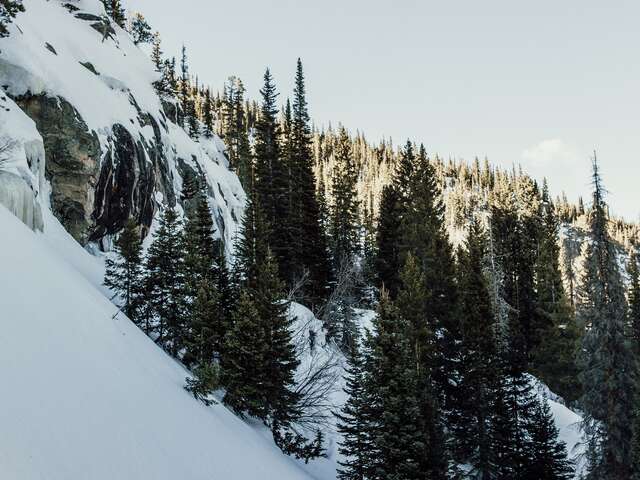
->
[{"left": 128, "top": 0, "right": 639, "bottom": 221}]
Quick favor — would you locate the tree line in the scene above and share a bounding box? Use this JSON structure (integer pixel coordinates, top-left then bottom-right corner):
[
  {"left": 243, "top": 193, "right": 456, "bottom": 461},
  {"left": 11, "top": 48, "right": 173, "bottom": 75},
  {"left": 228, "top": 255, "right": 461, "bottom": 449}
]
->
[{"left": 95, "top": 2, "right": 640, "bottom": 478}]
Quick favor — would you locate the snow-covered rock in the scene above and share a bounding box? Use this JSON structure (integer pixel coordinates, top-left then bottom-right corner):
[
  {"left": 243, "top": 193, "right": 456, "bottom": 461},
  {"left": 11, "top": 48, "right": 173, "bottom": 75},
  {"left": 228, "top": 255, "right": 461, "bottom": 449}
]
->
[{"left": 0, "top": 0, "right": 244, "bottom": 250}]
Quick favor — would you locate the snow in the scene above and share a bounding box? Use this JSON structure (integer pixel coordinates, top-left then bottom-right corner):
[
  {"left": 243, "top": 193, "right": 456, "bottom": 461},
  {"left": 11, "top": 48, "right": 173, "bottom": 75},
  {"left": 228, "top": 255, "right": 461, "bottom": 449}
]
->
[
  {"left": 0, "top": 93, "right": 45, "bottom": 230},
  {"left": 0, "top": 0, "right": 245, "bottom": 252},
  {"left": 0, "top": 204, "right": 316, "bottom": 480}
]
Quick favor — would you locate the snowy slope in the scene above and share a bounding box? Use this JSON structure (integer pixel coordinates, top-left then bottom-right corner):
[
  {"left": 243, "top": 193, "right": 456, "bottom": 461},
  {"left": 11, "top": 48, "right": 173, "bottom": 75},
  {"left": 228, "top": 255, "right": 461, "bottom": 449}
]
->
[{"left": 0, "top": 204, "right": 314, "bottom": 480}]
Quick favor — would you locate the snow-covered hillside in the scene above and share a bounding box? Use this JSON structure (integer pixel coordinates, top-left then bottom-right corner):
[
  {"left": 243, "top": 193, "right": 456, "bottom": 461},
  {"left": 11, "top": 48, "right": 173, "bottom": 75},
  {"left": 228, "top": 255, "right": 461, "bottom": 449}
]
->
[
  {"left": 0, "top": 0, "right": 244, "bottom": 249},
  {"left": 0, "top": 204, "right": 317, "bottom": 480},
  {"left": 0, "top": 1, "right": 590, "bottom": 478}
]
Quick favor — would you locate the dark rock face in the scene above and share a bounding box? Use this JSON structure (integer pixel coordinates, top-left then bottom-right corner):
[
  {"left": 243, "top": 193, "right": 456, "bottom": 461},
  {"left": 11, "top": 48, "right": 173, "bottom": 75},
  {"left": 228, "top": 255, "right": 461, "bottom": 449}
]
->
[
  {"left": 92, "top": 124, "right": 157, "bottom": 242},
  {"left": 14, "top": 93, "right": 193, "bottom": 247},
  {"left": 16, "top": 94, "right": 101, "bottom": 243}
]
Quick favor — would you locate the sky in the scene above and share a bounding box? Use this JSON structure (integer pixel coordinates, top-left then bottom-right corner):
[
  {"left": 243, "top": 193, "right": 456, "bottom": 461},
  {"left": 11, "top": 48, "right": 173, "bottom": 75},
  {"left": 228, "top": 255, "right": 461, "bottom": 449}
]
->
[{"left": 128, "top": 0, "right": 640, "bottom": 221}]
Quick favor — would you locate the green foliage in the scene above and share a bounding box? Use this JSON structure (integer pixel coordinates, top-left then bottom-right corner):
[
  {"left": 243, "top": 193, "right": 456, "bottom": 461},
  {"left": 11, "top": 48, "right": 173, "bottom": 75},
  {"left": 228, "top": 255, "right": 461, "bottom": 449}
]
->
[
  {"left": 104, "top": 218, "right": 143, "bottom": 323},
  {"left": 143, "top": 206, "right": 185, "bottom": 354},
  {"left": 185, "top": 362, "right": 221, "bottom": 407},
  {"left": 578, "top": 157, "right": 636, "bottom": 479},
  {"left": 330, "top": 126, "right": 360, "bottom": 268},
  {"left": 129, "top": 12, "right": 152, "bottom": 45}
]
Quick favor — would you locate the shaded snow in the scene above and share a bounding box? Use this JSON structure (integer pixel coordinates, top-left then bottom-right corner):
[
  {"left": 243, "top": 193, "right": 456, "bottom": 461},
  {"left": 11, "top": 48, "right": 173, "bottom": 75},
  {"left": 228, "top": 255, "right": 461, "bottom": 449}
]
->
[{"left": 0, "top": 204, "right": 315, "bottom": 480}]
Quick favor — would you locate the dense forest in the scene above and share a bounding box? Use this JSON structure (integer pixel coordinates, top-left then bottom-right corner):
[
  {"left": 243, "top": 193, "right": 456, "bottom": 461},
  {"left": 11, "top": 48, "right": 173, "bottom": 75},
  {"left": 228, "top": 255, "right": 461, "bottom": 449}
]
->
[{"left": 88, "top": 2, "right": 640, "bottom": 479}]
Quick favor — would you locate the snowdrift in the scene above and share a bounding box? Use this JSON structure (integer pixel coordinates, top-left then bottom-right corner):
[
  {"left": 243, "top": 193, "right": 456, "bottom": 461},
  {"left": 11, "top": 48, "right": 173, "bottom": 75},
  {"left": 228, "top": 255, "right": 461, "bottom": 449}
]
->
[{"left": 0, "top": 205, "right": 313, "bottom": 480}]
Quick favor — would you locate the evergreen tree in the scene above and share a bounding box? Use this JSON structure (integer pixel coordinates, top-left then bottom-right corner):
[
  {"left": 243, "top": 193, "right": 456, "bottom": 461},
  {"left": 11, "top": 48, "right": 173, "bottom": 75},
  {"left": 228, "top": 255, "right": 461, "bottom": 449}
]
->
[
  {"left": 453, "top": 221, "right": 501, "bottom": 477},
  {"left": 365, "top": 291, "right": 439, "bottom": 479},
  {"left": 578, "top": 156, "right": 635, "bottom": 479},
  {"left": 629, "top": 248, "right": 640, "bottom": 347},
  {"left": 375, "top": 184, "right": 402, "bottom": 297},
  {"left": 336, "top": 340, "right": 375, "bottom": 480},
  {"left": 129, "top": 12, "right": 152, "bottom": 45},
  {"left": 525, "top": 396, "right": 574, "bottom": 480},
  {"left": 531, "top": 181, "right": 581, "bottom": 404},
  {"left": 106, "top": 0, "right": 125, "bottom": 28},
  {"left": 330, "top": 125, "right": 361, "bottom": 268},
  {"left": 0, "top": 0, "right": 23, "bottom": 37},
  {"left": 491, "top": 178, "right": 542, "bottom": 364},
  {"left": 143, "top": 206, "right": 185, "bottom": 355},
  {"left": 179, "top": 45, "right": 190, "bottom": 127},
  {"left": 222, "top": 289, "right": 269, "bottom": 418},
  {"left": 225, "top": 177, "right": 308, "bottom": 457},
  {"left": 150, "top": 32, "right": 163, "bottom": 71},
  {"left": 288, "top": 59, "right": 332, "bottom": 305},
  {"left": 104, "top": 218, "right": 143, "bottom": 323},
  {"left": 202, "top": 87, "right": 214, "bottom": 138},
  {"left": 401, "top": 148, "right": 459, "bottom": 414},
  {"left": 184, "top": 280, "right": 220, "bottom": 369},
  {"left": 252, "top": 69, "right": 291, "bottom": 283}
]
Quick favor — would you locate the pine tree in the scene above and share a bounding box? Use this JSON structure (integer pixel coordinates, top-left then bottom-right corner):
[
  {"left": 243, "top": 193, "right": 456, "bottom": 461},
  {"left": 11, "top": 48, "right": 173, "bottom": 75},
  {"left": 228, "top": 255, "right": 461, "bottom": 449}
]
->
[
  {"left": 336, "top": 340, "right": 374, "bottom": 480},
  {"left": 225, "top": 177, "right": 307, "bottom": 456},
  {"left": 531, "top": 181, "right": 581, "bottom": 404},
  {"left": 178, "top": 45, "right": 190, "bottom": 127},
  {"left": 252, "top": 69, "right": 290, "bottom": 283},
  {"left": 401, "top": 148, "right": 459, "bottom": 414},
  {"left": 330, "top": 125, "right": 361, "bottom": 269},
  {"left": 365, "top": 291, "right": 437, "bottom": 480},
  {"left": 150, "top": 32, "right": 163, "bottom": 71},
  {"left": 453, "top": 221, "right": 501, "bottom": 477},
  {"left": 375, "top": 184, "right": 402, "bottom": 297},
  {"left": 288, "top": 59, "right": 332, "bottom": 305},
  {"left": 129, "top": 12, "right": 152, "bottom": 45},
  {"left": 525, "top": 396, "right": 574, "bottom": 480},
  {"left": 578, "top": 155, "right": 636, "bottom": 479},
  {"left": 202, "top": 88, "right": 214, "bottom": 138},
  {"left": 104, "top": 218, "right": 143, "bottom": 323},
  {"left": 222, "top": 289, "right": 269, "bottom": 418},
  {"left": 0, "top": 0, "right": 24, "bottom": 37},
  {"left": 629, "top": 248, "right": 640, "bottom": 348},
  {"left": 143, "top": 206, "right": 185, "bottom": 355},
  {"left": 107, "top": 0, "right": 125, "bottom": 28}
]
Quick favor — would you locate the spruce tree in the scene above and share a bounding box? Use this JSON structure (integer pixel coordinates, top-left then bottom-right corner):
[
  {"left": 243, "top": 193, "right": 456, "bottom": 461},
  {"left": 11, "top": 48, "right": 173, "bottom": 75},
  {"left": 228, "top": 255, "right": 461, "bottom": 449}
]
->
[
  {"left": 129, "top": 12, "right": 152, "bottom": 45},
  {"left": 288, "top": 59, "right": 332, "bottom": 305},
  {"left": 330, "top": 125, "right": 361, "bottom": 269},
  {"left": 179, "top": 45, "right": 190, "bottom": 127},
  {"left": 578, "top": 156, "right": 635, "bottom": 479},
  {"left": 150, "top": 32, "right": 163, "bottom": 71},
  {"left": 531, "top": 181, "right": 581, "bottom": 404},
  {"left": 143, "top": 206, "right": 185, "bottom": 355},
  {"left": 253, "top": 69, "right": 291, "bottom": 284},
  {"left": 401, "top": 148, "right": 459, "bottom": 414},
  {"left": 629, "top": 248, "right": 640, "bottom": 348},
  {"left": 453, "top": 221, "right": 501, "bottom": 477},
  {"left": 525, "top": 396, "right": 574, "bottom": 480},
  {"left": 225, "top": 176, "right": 307, "bottom": 456},
  {"left": 104, "top": 218, "right": 143, "bottom": 323},
  {"left": 202, "top": 87, "right": 214, "bottom": 138},
  {"left": 375, "top": 184, "right": 402, "bottom": 297},
  {"left": 108, "top": 0, "right": 125, "bottom": 28},
  {"left": 0, "top": 0, "right": 24, "bottom": 37},
  {"left": 365, "top": 291, "right": 438, "bottom": 480},
  {"left": 336, "top": 340, "right": 375, "bottom": 480},
  {"left": 222, "top": 289, "right": 269, "bottom": 418}
]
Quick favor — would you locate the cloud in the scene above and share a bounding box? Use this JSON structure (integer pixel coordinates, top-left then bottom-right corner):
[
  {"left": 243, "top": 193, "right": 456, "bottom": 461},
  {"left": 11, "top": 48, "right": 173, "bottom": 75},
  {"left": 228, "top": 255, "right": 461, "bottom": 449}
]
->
[{"left": 521, "top": 138, "right": 581, "bottom": 168}]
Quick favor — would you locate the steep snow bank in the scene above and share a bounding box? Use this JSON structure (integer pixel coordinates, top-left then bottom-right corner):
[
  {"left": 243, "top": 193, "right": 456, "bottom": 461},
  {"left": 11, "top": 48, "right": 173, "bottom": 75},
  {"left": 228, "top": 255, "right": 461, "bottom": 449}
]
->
[{"left": 0, "top": 205, "right": 313, "bottom": 480}]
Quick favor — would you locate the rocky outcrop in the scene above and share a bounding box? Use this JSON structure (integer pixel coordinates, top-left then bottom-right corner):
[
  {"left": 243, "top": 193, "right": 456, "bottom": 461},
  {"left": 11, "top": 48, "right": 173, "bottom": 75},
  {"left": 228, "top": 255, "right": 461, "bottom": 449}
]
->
[{"left": 15, "top": 94, "right": 101, "bottom": 243}]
